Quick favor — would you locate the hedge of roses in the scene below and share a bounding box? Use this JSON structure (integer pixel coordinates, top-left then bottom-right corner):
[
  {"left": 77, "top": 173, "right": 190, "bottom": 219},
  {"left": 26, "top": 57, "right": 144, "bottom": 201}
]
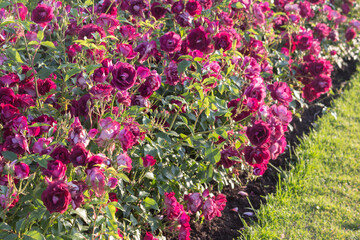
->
[{"left": 0, "top": 0, "right": 359, "bottom": 239}]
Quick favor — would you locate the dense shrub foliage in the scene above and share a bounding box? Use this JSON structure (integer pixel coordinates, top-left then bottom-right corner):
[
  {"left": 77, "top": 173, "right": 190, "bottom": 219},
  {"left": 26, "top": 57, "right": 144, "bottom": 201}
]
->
[{"left": 0, "top": 0, "right": 359, "bottom": 239}]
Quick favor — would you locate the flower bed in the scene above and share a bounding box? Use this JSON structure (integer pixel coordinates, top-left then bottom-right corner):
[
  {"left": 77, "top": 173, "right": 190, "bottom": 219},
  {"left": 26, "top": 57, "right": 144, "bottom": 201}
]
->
[{"left": 0, "top": 0, "right": 359, "bottom": 239}]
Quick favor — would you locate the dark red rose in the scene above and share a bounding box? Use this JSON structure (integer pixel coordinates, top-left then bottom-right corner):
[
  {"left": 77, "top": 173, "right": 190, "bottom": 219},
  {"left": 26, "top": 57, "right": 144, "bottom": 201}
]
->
[
  {"left": 78, "top": 24, "right": 106, "bottom": 40},
  {"left": 41, "top": 181, "right": 71, "bottom": 214},
  {"left": 345, "top": 27, "right": 356, "bottom": 42},
  {"left": 159, "top": 32, "right": 182, "bottom": 53},
  {"left": 142, "top": 155, "right": 156, "bottom": 167},
  {"left": 14, "top": 94, "right": 35, "bottom": 109},
  {"left": 87, "top": 155, "right": 104, "bottom": 170},
  {"left": 299, "top": 1, "right": 314, "bottom": 18},
  {"left": 37, "top": 78, "right": 56, "bottom": 96},
  {"left": 118, "top": 128, "right": 135, "bottom": 151},
  {"left": 111, "top": 62, "right": 137, "bottom": 91},
  {"left": 96, "top": 0, "right": 118, "bottom": 16},
  {"left": 0, "top": 73, "right": 20, "bottom": 87},
  {"left": 311, "top": 74, "right": 332, "bottom": 93},
  {"left": 302, "top": 84, "right": 321, "bottom": 102},
  {"left": 198, "top": 0, "right": 212, "bottom": 10},
  {"left": 109, "top": 192, "right": 119, "bottom": 202},
  {"left": 213, "top": 31, "right": 233, "bottom": 51},
  {"left": 186, "top": 27, "right": 210, "bottom": 52},
  {"left": 128, "top": 0, "right": 148, "bottom": 17},
  {"left": 171, "top": 1, "right": 184, "bottom": 14},
  {"left": 69, "top": 143, "right": 89, "bottom": 167},
  {"left": 308, "top": 59, "right": 333, "bottom": 76},
  {"left": 29, "top": 115, "right": 57, "bottom": 137},
  {"left": 151, "top": 2, "right": 167, "bottom": 20},
  {"left": 68, "top": 181, "right": 87, "bottom": 210},
  {"left": 217, "top": 147, "right": 240, "bottom": 168},
  {"left": 0, "top": 103, "right": 19, "bottom": 123},
  {"left": 0, "top": 88, "right": 15, "bottom": 104},
  {"left": 31, "top": 4, "right": 54, "bottom": 27},
  {"left": 267, "top": 82, "right": 293, "bottom": 105},
  {"left": 186, "top": 0, "right": 202, "bottom": 16},
  {"left": 246, "top": 120, "right": 271, "bottom": 146},
  {"left": 43, "top": 160, "right": 67, "bottom": 181},
  {"left": 244, "top": 146, "right": 270, "bottom": 165},
  {"left": 314, "top": 23, "right": 331, "bottom": 40},
  {"left": 50, "top": 146, "right": 70, "bottom": 164}
]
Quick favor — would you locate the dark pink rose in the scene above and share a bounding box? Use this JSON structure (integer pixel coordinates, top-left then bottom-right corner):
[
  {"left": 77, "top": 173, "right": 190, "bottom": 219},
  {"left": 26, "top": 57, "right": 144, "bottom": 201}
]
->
[
  {"left": 128, "top": 0, "right": 148, "bottom": 17},
  {"left": 295, "top": 30, "right": 313, "bottom": 51},
  {"left": 217, "top": 147, "right": 240, "bottom": 168},
  {"left": 89, "top": 84, "right": 113, "bottom": 100},
  {"left": 345, "top": 27, "right": 356, "bottom": 42},
  {"left": 165, "top": 61, "right": 181, "bottom": 86},
  {"left": 142, "top": 155, "right": 156, "bottom": 167},
  {"left": 86, "top": 167, "right": 105, "bottom": 197},
  {"left": 171, "top": 1, "right": 184, "bottom": 14},
  {"left": 92, "top": 67, "right": 109, "bottom": 83},
  {"left": 107, "top": 177, "right": 118, "bottom": 189},
  {"left": 184, "top": 192, "right": 202, "bottom": 214},
  {"left": 0, "top": 88, "right": 15, "bottom": 105},
  {"left": 29, "top": 115, "right": 57, "bottom": 137},
  {"left": 31, "top": 4, "right": 54, "bottom": 27},
  {"left": 271, "top": 104, "right": 292, "bottom": 126},
  {"left": 43, "top": 160, "right": 67, "bottom": 181},
  {"left": 15, "top": 3, "right": 28, "bottom": 21},
  {"left": 151, "top": 2, "right": 167, "bottom": 20},
  {"left": 252, "top": 163, "right": 267, "bottom": 176},
  {"left": 164, "top": 192, "right": 183, "bottom": 221},
  {"left": 87, "top": 155, "right": 104, "bottom": 170},
  {"left": 134, "top": 40, "right": 157, "bottom": 63},
  {"left": 186, "top": 27, "right": 210, "bottom": 52},
  {"left": 14, "top": 94, "right": 35, "bottom": 109},
  {"left": 32, "top": 137, "right": 53, "bottom": 155},
  {"left": 3, "top": 134, "right": 29, "bottom": 155},
  {"left": 159, "top": 32, "right": 182, "bottom": 53},
  {"left": 96, "top": 0, "right": 118, "bottom": 16},
  {"left": 138, "top": 71, "right": 161, "bottom": 98},
  {"left": 314, "top": 23, "right": 331, "bottom": 40},
  {"left": 143, "top": 232, "right": 157, "bottom": 240},
  {"left": 244, "top": 82, "right": 266, "bottom": 103},
  {"left": 244, "top": 146, "right": 271, "bottom": 165},
  {"left": 202, "top": 197, "right": 221, "bottom": 220},
  {"left": 96, "top": 13, "right": 119, "bottom": 30},
  {"left": 118, "top": 128, "right": 135, "bottom": 151},
  {"left": 78, "top": 24, "right": 106, "bottom": 40},
  {"left": 302, "top": 84, "right": 321, "bottom": 102},
  {"left": 0, "top": 104, "right": 19, "bottom": 123},
  {"left": 14, "top": 162, "right": 30, "bottom": 179},
  {"left": 267, "top": 82, "right": 293, "bottom": 105},
  {"left": 186, "top": 0, "right": 202, "bottom": 16},
  {"left": 69, "top": 143, "right": 89, "bottom": 167},
  {"left": 308, "top": 59, "right": 333, "bottom": 76},
  {"left": 0, "top": 73, "right": 20, "bottom": 87},
  {"left": 311, "top": 74, "right": 332, "bottom": 93},
  {"left": 116, "top": 44, "right": 137, "bottom": 59},
  {"left": 213, "top": 31, "right": 233, "bottom": 51},
  {"left": 111, "top": 62, "right": 137, "bottom": 91},
  {"left": 198, "top": 0, "right": 212, "bottom": 10},
  {"left": 50, "top": 146, "right": 70, "bottom": 164},
  {"left": 299, "top": 1, "right": 314, "bottom": 18},
  {"left": 37, "top": 78, "right": 56, "bottom": 96},
  {"left": 67, "top": 181, "right": 87, "bottom": 210},
  {"left": 117, "top": 153, "right": 132, "bottom": 173},
  {"left": 175, "top": 12, "right": 193, "bottom": 27},
  {"left": 246, "top": 120, "right": 271, "bottom": 146},
  {"left": 41, "top": 181, "right": 71, "bottom": 214}
]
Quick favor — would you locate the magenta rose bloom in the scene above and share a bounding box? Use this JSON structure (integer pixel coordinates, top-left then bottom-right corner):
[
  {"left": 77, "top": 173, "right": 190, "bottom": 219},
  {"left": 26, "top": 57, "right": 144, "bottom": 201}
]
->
[
  {"left": 43, "top": 160, "right": 67, "bottom": 181},
  {"left": 92, "top": 67, "right": 109, "bottom": 83},
  {"left": 184, "top": 192, "right": 203, "bottom": 214},
  {"left": 165, "top": 61, "right": 182, "bottom": 86},
  {"left": 246, "top": 120, "right": 271, "bottom": 146},
  {"left": 111, "top": 62, "right": 137, "bottom": 91},
  {"left": 295, "top": 30, "right": 313, "bottom": 51},
  {"left": 159, "top": 32, "right": 182, "bottom": 53},
  {"left": 0, "top": 103, "right": 19, "bottom": 123},
  {"left": 14, "top": 162, "right": 30, "bottom": 179},
  {"left": 31, "top": 4, "right": 54, "bottom": 27},
  {"left": 0, "top": 88, "right": 15, "bottom": 105},
  {"left": 116, "top": 153, "right": 132, "bottom": 173},
  {"left": 164, "top": 192, "right": 183, "bottom": 220},
  {"left": 267, "top": 82, "right": 293, "bottom": 105},
  {"left": 86, "top": 168, "right": 106, "bottom": 197},
  {"left": 311, "top": 74, "right": 332, "bottom": 93},
  {"left": 186, "top": 27, "right": 210, "bottom": 52},
  {"left": 41, "top": 181, "right": 71, "bottom": 214},
  {"left": 302, "top": 84, "right": 321, "bottom": 102},
  {"left": 202, "top": 197, "right": 221, "bottom": 220},
  {"left": 314, "top": 23, "right": 331, "bottom": 40},
  {"left": 186, "top": 0, "right": 202, "bottom": 16},
  {"left": 142, "top": 155, "right": 156, "bottom": 167},
  {"left": 213, "top": 31, "right": 233, "bottom": 51},
  {"left": 37, "top": 78, "right": 56, "bottom": 96},
  {"left": 78, "top": 24, "right": 106, "bottom": 40},
  {"left": 171, "top": 1, "right": 184, "bottom": 14},
  {"left": 151, "top": 2, "right": 167, "bottom": 19}
]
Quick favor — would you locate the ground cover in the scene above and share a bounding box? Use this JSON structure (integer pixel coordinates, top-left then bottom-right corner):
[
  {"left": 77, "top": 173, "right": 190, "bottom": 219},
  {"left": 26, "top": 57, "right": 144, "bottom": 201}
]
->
[{"left": 240, "top": 66, "right": 360, "bottom": 240}]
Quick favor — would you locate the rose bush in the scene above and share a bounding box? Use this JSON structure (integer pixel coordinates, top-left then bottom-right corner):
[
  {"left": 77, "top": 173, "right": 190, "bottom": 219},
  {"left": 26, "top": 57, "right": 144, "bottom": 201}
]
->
[{"left": 0, "top": 0, "right": 359, "bottom": 239}]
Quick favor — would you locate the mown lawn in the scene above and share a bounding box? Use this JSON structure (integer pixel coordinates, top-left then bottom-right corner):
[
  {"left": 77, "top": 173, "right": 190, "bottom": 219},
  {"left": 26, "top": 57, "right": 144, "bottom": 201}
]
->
[{"left": 241, "top": 67, "right": 360, "bottom": 240}]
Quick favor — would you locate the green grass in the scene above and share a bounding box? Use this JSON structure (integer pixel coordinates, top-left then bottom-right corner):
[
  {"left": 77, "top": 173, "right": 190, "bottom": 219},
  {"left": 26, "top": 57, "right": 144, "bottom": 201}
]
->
[{"left": 241, "top": 67, "right": 360, "bottom": 240}]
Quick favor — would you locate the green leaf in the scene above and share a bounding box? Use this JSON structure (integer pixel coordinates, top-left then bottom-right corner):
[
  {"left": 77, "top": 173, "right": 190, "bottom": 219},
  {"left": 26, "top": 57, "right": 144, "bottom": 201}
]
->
[
  {"left": 24, "top": 230, "right": 46, "bottom": 240},
  {"left": 37, "top": 67, "right": 57, "bottom": 79},
  {"left": 40, "top": 41, "right": 56, "bottom": 49},
  {"left": 71, "top": 208, "right": 90, "bottom": 224},
  {"left": 231, "top": 2, "right": 244, "bottom": 9},
  {"left": 177, "top": 60, "right": 192, "bottom": 74},
  {"left": 85, "top": 64, "right": 101, "bottom": 76},
  {"left": 204, "top": 147, "right": 221, "bottom": 164},
  {"left": 117, "top": 172, "right": 130, "bottom": 182},
  {"left": 105, "top": 204, "right": 116, "bottom": 222},
  {"left": 65, "top": 67, "right": 82, "bottom": 81},
  {"left": 143, "top": 197, "right": 158, "bottom": 210},
  {"left": 7, "top": 48, "right": 24, "bottom": 63},
  {"left": 37, "top": 31, "right": 44, "bottom": 41},
  {"left": 2, "top": 151, "right": 17, "bottom": 161},
  {"left": 0, "top": 222, "right": 11, "bottom": 231},
  {"left": 0, "top": 2, "right": 11, "bottom": 9}
]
